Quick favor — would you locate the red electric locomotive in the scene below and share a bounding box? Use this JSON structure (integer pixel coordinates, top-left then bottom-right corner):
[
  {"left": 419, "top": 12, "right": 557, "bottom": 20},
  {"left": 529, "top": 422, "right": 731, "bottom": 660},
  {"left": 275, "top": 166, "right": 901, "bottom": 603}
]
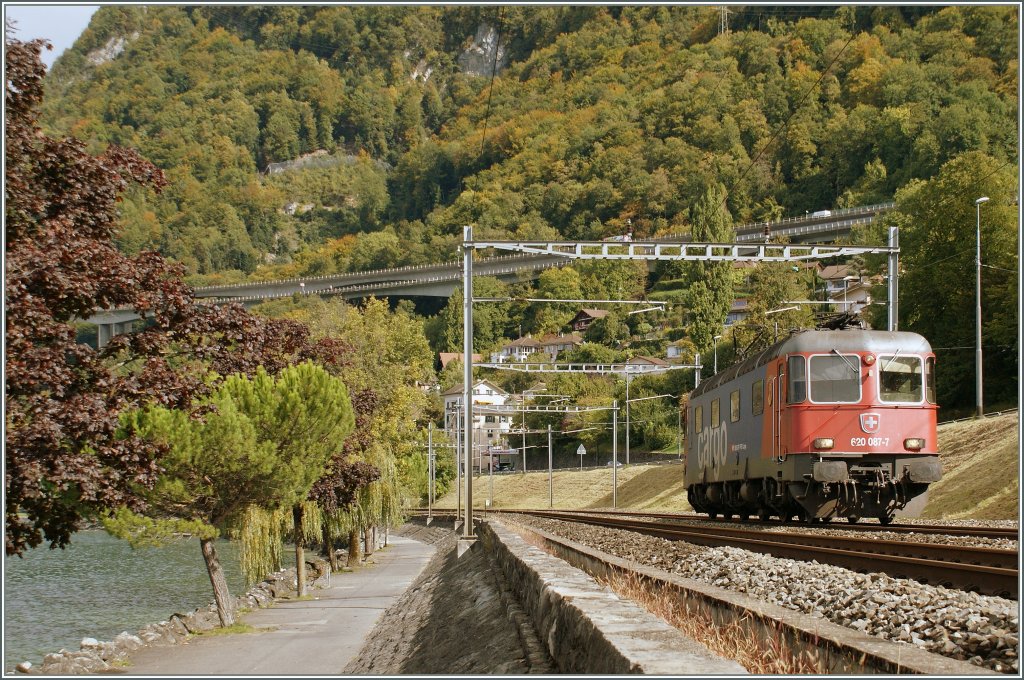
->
[{"left": 684, "top": 328, "right": 942, "bottom": 524}]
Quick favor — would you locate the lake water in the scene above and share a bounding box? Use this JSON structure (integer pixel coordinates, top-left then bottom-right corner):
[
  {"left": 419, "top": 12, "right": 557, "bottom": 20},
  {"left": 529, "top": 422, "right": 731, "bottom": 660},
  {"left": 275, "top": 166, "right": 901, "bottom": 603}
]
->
[{"left": 3, "top": 530, "right": 246, "bottom": 670}]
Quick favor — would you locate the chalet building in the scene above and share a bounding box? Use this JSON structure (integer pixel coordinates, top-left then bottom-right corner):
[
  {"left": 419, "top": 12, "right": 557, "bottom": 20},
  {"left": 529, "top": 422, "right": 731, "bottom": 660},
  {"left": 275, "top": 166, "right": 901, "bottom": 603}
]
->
[
  {"left": 570, "top": 308, "right": 609, "bottom": 332},
  {"left": 490, "top": 332, "right": 584, "bottom": 364},
  {"left": 818, "top": 264, "right": 873, "bottom": 315},
  {"left": 489, "top": 336, "right": 540, "bottom": 363},
  {"left": 725, "top": 298, "right": 750, "bottom": 326},
  {"left": 666, "top": 341, "right": 693, "bottom": 360},
  {"left": 536, "top": 332, "right": 583, "bottom": 359},
  {"left": 442, "top": 380, "right": 512, "bottom": 471},
  {"left": 626, "top": 355, "right": 671, "bottom": 369}
]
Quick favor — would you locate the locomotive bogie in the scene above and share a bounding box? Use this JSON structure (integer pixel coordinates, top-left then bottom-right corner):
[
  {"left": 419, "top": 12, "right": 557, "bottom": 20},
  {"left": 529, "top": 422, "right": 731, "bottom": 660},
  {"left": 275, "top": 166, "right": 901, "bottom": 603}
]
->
[{"left": 684, "top": 330, "right": 942, "bottom": 524}]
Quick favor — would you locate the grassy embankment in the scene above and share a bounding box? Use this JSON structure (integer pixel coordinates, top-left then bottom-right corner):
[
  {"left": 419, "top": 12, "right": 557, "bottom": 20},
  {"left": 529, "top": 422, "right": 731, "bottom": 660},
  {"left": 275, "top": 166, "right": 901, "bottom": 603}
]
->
[{"left": 434, "top": 412, "right": 1019, "bottom": 520}]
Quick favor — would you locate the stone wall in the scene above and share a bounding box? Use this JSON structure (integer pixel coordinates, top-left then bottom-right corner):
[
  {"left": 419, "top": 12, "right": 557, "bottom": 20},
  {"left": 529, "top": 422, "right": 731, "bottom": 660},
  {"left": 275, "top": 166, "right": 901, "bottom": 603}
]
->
[{"left": 478, "top": 520, "right": 747, "bottom": 675}]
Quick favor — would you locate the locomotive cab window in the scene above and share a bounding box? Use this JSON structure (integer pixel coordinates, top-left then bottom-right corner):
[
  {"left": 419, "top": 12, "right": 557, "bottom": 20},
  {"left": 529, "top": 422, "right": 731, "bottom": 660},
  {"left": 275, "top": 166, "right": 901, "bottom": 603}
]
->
[
  {"left": 879, "top": 355, "right": 924, "bottom": 403},
  {"left": 787, "top": 356, "right": 806, "bottom": 403},
  {"left": 752, "top": 379, "right": 764, "bottom": 415},
  {"left": 809, "top": 353, "right": 861, "bottom": 403},
  {"left": 925, "top": 357, "right": 936, "bottom": 404}
]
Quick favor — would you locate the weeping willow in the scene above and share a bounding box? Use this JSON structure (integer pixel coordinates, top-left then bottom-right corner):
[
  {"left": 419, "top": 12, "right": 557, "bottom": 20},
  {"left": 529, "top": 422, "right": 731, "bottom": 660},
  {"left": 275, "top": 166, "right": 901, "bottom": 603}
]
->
[
  {"left": 324, "top": 506, "right": 357, "bottom": 542},
  {"left": 296, "top": 500, "right": 323, "bottom": 545},
  {"left": 237, "top": 505, "right": 287, "bottom": 585},
  {"left": 361, "top": 442, "right": 405, "bottom": 532}
]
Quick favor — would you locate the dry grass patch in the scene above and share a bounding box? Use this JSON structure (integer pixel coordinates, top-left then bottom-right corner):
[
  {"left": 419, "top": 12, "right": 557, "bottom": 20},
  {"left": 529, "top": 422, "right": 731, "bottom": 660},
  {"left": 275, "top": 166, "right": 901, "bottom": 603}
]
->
[
  {"left": 600, "top": 571, "right": 826, "bottom": 674},
  {"left": 923, "top": 412, "right": 1019, "bottom": 519},
  {"left": 434, "top": 462, "right": 692, "bottom": 512}
]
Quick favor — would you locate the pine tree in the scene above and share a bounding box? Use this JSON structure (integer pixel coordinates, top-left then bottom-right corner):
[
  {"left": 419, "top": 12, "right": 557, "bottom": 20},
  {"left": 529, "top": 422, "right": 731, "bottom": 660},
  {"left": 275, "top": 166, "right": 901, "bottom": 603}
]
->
[
  {"left": 107, "top": 363, "right": 354, "bottom": 625},
  {"left": 685, "top": 185, "right": 735, "bottom": 353}
]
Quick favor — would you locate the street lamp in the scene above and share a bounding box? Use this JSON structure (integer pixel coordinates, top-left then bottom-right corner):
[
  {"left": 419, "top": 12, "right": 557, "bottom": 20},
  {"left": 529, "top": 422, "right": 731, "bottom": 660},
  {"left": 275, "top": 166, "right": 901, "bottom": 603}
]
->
[
  {"left": 975, "top": 196, "right": 989, "bottom": 418},
  {"left": 713, "top": 335, "right": 722, "bottom": 374},
  {"left": 842, "top": 275, "right": 858, "bottom": 313}
]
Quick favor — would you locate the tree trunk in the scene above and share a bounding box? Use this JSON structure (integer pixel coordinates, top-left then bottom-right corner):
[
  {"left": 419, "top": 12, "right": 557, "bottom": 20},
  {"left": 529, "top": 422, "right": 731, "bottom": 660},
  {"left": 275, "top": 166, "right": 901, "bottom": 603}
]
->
[
  {"left": 322, "top": 523, "right": 338, "bottom": 573},
  {"left": 347, "top": 527, "right": 361, "bottom": 567},
  {"left": 364, "top": 526, "right": 373, "bottom": 556},
  {"left": 293, "top": 504, "right": 306, "bottom": 598},
  {"left": 200, "top": 538, "right": 235, "bottom": 627}
]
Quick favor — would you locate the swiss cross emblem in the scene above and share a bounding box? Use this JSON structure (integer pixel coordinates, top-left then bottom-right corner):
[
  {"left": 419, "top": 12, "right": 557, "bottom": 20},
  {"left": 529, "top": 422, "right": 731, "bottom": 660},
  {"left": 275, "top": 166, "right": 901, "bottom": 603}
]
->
[{"left": 860, "top": 413, "right": 881, "bottom": 434}]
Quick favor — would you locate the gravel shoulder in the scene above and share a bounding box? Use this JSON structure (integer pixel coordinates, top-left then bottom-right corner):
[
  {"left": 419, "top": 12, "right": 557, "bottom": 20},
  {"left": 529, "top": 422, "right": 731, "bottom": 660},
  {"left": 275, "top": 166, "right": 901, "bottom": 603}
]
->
[{"left": 506, "top": 514, "right": 1019, "bottom": 675}]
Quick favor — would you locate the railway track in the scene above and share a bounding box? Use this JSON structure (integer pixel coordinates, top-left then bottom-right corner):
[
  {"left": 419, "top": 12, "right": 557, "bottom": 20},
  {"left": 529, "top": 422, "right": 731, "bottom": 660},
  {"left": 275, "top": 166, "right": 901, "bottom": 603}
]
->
[
  {"left": 504, "top": 509, "right": 1019, "bottom": 598},
  {"left": 512, "top": 508, "right": 1019, "bottom": 540}
]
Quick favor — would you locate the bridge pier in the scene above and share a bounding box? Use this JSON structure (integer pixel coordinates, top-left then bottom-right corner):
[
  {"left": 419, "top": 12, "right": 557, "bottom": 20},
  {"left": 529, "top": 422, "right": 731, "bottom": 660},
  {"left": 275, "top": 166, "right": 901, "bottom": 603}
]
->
[{"left": 95, "top": 321, "right": 135, "bottom": 348}]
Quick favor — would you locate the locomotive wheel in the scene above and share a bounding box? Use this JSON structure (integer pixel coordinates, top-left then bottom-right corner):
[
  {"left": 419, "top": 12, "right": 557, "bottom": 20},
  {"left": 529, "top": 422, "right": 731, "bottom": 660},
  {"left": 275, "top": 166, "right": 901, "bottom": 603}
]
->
[
  {"left": 846, "top": 515, "right": 860, "bottom": 524},
  {"left": 878, "top": 514, "right": 894, "bottom": 525},
  {"left": 757, "top": 507, "right": 771, "bottom": 522}
]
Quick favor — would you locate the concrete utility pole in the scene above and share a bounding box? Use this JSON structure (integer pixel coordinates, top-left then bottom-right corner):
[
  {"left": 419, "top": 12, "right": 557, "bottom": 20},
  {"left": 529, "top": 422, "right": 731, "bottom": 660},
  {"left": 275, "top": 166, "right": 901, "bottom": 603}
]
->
[
  {"left": 975, "top": 197, "right": 989, "bottom": 418},
  {"left": 887, "top": 226, "right": 899, "bottom": 331},
  {"left": 455, "top": 408, "right": 462, "bottom": 531},
  {"left": 427, "top": 422, "right": 433, "bottom": 523},
  {"left": 547, "top": 424, "right": 553, "bottom": 509},
  {"left": 625, "top": 374, "right": 631, "bottom": 465},
  {"left": 612, "top": 400, "right": 618, "bottom": 508},
  {"left": 460, "top": 225, "right": 475, "bottom": 554}
]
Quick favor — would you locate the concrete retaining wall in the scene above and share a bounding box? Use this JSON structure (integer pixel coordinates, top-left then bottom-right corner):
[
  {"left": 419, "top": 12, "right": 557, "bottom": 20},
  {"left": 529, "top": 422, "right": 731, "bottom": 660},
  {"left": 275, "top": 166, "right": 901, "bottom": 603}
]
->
[
  {"left": 508, "top": 521, "right": 997, "bottom": 675},
  {"left": 478, "top": 520, "right": 747, "bottom": 674}
]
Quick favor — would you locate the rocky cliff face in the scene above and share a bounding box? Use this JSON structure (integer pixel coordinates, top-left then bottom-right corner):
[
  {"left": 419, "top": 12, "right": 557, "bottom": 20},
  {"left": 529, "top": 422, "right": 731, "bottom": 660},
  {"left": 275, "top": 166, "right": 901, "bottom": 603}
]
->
[
  {"left": 85, "top": 32, "right": 138, "bottom": 66},
  {"left": 457, "top": 24, "right": 507, "bottom": 77}
]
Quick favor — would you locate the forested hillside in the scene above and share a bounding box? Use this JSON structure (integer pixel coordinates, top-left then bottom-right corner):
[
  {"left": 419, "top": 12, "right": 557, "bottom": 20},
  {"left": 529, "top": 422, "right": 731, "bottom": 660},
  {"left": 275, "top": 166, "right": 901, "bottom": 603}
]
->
[
  {"left": 36, "top": 4, "right": 1019, "bottom": 412},
  {"left": 41, "top": 6, "right": 1016, "bottom": 278}
]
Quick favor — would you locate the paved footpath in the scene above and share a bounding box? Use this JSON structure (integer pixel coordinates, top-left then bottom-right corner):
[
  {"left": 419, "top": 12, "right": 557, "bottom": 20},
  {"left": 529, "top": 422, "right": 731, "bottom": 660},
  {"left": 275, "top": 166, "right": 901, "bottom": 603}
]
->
[{"left": 122, "top": 535, "right": 435, "bottom": 675}]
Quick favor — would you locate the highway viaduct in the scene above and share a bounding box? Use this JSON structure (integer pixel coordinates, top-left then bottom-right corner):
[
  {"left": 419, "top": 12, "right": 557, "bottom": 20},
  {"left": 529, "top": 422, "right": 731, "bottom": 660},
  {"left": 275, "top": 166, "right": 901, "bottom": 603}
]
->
[{"left": 87, "top": 202, "right": 892, "bottom": 346}]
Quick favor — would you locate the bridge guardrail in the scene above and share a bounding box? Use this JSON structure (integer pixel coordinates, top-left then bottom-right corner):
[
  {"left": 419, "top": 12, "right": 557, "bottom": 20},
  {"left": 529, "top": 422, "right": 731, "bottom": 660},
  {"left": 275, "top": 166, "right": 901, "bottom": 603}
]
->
[{"left": 194, "top": 202, "right": 896, "bottom": 295}]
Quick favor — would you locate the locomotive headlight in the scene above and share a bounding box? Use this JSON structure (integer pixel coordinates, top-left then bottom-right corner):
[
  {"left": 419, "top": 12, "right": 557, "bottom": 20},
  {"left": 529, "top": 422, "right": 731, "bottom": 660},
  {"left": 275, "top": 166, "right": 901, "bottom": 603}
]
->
[
  {"left": 863, "top": 353, "right": 876, "bottom": 366},
  {"left": 904, "top": 438, "right": 926, "bottom": 451},
  {"left": 813, "top": 437, "right": 835, "bottom": 450}
]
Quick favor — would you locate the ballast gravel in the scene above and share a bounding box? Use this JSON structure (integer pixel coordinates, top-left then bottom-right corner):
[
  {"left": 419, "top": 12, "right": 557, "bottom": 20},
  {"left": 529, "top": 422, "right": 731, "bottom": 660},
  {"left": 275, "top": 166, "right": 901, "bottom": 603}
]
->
[{"left": 509, "top": 515, "right": 1019, "bottom": 674}]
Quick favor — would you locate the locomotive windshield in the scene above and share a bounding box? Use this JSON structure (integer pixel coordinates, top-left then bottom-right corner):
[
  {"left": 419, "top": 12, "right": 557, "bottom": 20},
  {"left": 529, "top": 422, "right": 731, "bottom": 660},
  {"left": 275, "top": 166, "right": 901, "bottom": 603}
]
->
[
  {"left": 879, "top": 355, "right": 924, "bottom": 402},
  {"left": 808, "top": 354, "right": 861, "bottom": 403}
]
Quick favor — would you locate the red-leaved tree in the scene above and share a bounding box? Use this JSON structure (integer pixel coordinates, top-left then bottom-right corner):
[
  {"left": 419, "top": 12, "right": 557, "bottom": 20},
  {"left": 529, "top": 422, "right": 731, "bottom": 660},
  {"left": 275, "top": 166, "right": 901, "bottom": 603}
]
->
[{"left": 4, "top": 36, "right": 349, "bottom": 556}]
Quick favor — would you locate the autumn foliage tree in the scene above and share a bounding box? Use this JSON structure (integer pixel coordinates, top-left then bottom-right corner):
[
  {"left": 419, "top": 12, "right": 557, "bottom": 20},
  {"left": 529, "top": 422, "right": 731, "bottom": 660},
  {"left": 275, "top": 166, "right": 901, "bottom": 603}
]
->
[{"left": 4, "top": 36, "right": 348, "bottom": 556}]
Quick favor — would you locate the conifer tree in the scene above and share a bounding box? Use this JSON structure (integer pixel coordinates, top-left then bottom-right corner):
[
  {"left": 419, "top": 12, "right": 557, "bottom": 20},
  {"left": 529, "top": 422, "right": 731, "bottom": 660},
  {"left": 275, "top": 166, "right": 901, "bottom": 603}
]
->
[
  {"left": 685, "top": 185, "right": 735, "bottom": 353},
  {"left": 106, "top": 363, "right": 354, "bottom": 625}
]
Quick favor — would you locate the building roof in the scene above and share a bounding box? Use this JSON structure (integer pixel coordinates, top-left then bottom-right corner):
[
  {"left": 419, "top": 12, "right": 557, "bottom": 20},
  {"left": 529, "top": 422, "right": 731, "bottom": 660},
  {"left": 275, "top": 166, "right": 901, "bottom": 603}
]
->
[
  {"left": 730, "top": 298, "right": 749, "bottom": 312},
  {"left": 817, "top": 264, "right": 856, "bottom": 281},
  {"left": 442, "top": 379, "right": 508, "bottom": 397},
  {"left": 505, "top": 336, "right": 541, "bottom": 348},
  {"left": 627, "top": 355, "right": 670, "bottom": 367},
  {"left": 573, "top": 308, "right": 610, "bottom": 320},
  {"left": 537, "top": 332, "right": 583, "bottom": 346},
  {"left": 438, "top": 352, "right": 481, "bottom": 368},
  {"left": 523, "top": 381, "right": 547, "bottom": 395}
]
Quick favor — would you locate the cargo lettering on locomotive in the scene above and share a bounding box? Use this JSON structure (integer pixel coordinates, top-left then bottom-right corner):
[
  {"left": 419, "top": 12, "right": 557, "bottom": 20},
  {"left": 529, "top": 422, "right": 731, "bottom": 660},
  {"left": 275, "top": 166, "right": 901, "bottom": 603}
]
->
[
  {"left": 684, "top": 329, "right": 941, "bottom": 525},
  {"left": 696, "top": 421, "right": 728, "bottom": 478}
]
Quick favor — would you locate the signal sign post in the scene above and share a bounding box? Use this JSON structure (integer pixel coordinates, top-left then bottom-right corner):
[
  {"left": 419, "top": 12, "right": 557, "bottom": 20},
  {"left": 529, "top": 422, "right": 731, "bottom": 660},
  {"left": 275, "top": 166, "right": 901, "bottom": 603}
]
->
[{"left": 577, "top": 443, "right": 586, "bottom": 472}]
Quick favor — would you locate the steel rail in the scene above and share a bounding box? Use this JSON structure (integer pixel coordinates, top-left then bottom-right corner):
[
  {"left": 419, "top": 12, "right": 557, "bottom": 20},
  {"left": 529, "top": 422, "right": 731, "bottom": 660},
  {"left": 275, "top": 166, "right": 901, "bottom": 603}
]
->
[
  {"left": 512, "top": 510, "right": 1018, "bottom": 598},
  {"left": 523, "top": 508, "right": 1019, "bottom": 540}
]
